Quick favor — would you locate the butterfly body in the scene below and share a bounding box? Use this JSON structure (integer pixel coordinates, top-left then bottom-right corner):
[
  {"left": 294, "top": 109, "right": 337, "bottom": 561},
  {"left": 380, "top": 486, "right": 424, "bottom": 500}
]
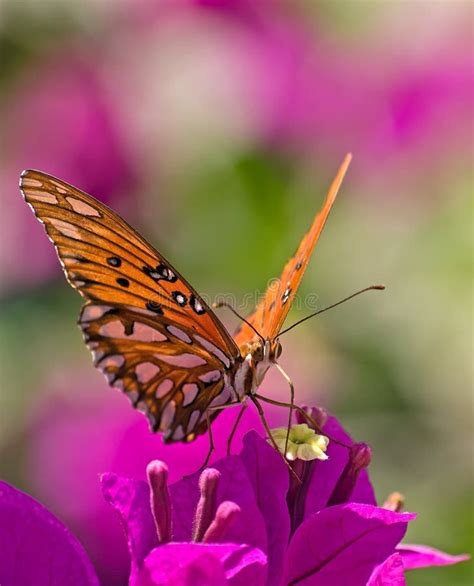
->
[{"left": 19, "top": 155, "right": 352, "bottom": 443}]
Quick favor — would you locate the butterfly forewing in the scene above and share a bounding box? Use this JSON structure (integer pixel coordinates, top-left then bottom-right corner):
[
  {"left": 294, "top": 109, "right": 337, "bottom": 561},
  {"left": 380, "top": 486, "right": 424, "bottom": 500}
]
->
[
  {"left": 20, "top": 170, "right": 240, "bottom": 440},
  {"left": 234, "top": 154, "right": 352, "bottom": 345}
]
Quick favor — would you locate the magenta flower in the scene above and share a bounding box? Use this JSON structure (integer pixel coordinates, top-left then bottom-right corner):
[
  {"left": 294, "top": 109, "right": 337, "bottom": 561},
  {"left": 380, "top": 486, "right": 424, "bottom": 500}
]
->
[
  {"left": 27, "top": 382, "right": 270, "bottom": 585},
  {"left": 101, "top": 410, "right": 467, "bottom": 585},
  {"left": 0, "top": 480, "right": 99, "bottom": 586},
  {"left": 102, "top": 461, "right": 268, "bottom": 585}
]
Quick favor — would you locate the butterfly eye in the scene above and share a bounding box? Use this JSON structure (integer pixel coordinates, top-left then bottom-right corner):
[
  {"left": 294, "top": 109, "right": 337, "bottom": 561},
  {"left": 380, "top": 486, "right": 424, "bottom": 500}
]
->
[
  {"left": 276, "top": 341, "right": 282, "bottom": 358},
  {"left": 272, "top": 340, "right": 282, "bottom": 359},
  {"left": 256, "top": 345, "right": 264, "bottom": 361}
]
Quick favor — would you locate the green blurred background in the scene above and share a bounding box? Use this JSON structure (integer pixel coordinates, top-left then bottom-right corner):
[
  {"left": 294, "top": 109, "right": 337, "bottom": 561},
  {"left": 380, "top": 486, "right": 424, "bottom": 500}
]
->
[{"left": 0, "top": 1, "right": 472, "bottom": 584}]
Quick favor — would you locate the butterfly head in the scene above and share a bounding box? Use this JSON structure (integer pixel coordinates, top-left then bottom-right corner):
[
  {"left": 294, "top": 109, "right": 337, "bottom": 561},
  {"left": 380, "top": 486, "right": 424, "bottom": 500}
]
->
[{"left": 239, "top": 337, "right": 282, "bottom": 363}]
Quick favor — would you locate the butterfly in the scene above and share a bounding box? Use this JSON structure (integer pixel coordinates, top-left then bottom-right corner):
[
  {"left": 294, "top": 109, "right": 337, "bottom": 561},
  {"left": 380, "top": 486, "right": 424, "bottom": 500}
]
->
[{"left": 20, "top": 154, "right": 354, "bottom": 447}]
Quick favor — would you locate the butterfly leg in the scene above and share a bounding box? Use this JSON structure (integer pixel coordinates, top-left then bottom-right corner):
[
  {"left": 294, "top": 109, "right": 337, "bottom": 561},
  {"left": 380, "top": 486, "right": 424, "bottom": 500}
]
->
[
  {"left": 198, "top": 401, "right": 243, "bottom": 471},
  {"left": 274, "top": 363, "right": 295, "bottom": 460},
  {"left": 199, "top": 410, "right": 215, "bottom": 472},
  {"left": 250, "top": 395, "right": 301, "bottom": 484},
  {"left": 227, "top": 402, "right": 248, "bottom": 456}
]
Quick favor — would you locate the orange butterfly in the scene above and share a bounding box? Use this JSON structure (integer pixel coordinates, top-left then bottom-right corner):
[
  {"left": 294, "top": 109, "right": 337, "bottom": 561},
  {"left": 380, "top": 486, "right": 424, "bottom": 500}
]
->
[{"left": 20, "top": 154, "right": 381, "bottom": 455}]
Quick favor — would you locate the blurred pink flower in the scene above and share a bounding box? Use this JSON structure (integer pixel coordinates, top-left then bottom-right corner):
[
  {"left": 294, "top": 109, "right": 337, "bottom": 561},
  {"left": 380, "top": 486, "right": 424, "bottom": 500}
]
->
[
  {"left": 1, "top": 54, "right": 137, "bottom": 294},
  {"left": 121, "top": 0, "right": 472, "bottom": 179},
  {"left": 26, "top": 379, "right": 273, "bottom": 585}
]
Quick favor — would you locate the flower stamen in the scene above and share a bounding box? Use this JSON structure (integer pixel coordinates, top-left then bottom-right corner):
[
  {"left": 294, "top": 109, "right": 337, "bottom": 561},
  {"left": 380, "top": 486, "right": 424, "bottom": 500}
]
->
[
  {"left": 192, "top": 468, "right": 221, "bottom": 542},
  {"left": 146, "top": 460, "right": 172, "bottom": 543},
  {"left": 202, "top": 501, "right": 241, "bottom": 543},
  {"left": 383, "top": 491, "right": 405, "bottom": 512}
]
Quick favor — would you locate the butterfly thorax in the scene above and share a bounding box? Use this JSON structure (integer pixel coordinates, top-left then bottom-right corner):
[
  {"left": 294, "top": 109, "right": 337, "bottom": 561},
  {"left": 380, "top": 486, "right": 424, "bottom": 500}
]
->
[{"left": 233, "top": 338, "right": 282, "bottom": 398}]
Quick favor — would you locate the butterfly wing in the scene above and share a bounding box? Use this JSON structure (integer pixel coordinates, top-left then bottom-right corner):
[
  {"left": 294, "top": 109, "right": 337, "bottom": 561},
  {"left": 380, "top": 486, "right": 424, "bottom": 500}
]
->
[
  {"left": 234, "top": 154, "right": 352, "bottom": 345},
  {"left": 20, "top": 170, "right": 240, "bottom": 441},
  {"left": 80, "top": 302, "right": 235, "bottom": 442}
]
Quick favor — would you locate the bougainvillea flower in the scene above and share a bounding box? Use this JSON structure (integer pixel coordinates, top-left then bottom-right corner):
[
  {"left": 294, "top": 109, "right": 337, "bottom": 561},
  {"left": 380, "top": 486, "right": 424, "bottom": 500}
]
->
[
  {"left": 102, "top": 458, "right": 268, "bottom": 585},
  {"left": 367, "top": 544, "right": 470, "bottom": 586},
  {"left": 397, "top": 544, "right": 469, "bottom": 570},
  {"left": 0, "top": 480, "right": 99, "bottom": 586},
  {"left": 27, "top": 382, "right": 270, "bottom": 585},
  {"left": 102, "top": 410, "right": 467, "bottom": 585},
  {"left": 283, "top": 503, "right": 415, "bottom": 585}
]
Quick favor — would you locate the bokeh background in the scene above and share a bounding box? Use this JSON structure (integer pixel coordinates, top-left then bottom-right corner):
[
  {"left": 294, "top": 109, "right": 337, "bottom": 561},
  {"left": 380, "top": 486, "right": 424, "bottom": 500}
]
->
[{"left": 0, "top": 1, "right": 472, "bottom": 584}]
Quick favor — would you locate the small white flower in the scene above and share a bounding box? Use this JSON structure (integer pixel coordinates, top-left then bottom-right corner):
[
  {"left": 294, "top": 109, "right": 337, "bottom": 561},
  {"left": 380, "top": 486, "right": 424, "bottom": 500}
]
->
[{"left": 269, "top": 423, "right": 329, "bottom": 461}]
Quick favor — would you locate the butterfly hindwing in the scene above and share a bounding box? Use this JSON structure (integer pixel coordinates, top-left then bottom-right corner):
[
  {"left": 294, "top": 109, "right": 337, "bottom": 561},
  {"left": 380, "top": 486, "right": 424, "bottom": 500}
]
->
[
  {"left": 20, "top": 170, "right": 240, "bottom": 440},
  {"left": 79, "top": 302, "right": 234, "bottom": 441},
  {"left": 234, "top": 154, "right": 352, "bottom": 345}
]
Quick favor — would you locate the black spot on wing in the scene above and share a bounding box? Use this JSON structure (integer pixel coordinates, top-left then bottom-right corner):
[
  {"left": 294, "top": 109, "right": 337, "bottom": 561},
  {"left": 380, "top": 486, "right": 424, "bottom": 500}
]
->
[
  {"left": 146, "top": 300, "right": 164, "bottom": 314},
  {"left": 142, "top": 263, "right": 177, "bottom": 283},
  {"left": 156, "top": 263, "right": 177, "bottom": 282},
  {"left": 107, "top": 256, "right": 122, "bottom": 267},
  {"left": 190, "top": 294, "right": 205, "bottom": 315},
  {"left": 172, "top": 291, "right": 187, "bottom": 306},
  {"left": 282, "top": 287, "right": 292, "bottom": 304}
]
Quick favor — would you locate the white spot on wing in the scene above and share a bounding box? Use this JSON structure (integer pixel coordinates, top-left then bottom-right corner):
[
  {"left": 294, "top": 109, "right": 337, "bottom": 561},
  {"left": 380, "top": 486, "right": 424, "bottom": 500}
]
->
[
  {"left": 182, "top": 383, "right": 199, "bottom": 406},
  {"left": 66, "top": 196, "right": 101, "bottom": 217},
  {"left": 155, "top": 378, "right": 174, "bottom": 398},
  {"left": 131, "top": 322, "right": 167, "bottom": 342},
  {"left": 20, "top": 176, "right": 43, "bottom": 188},
  {"left": 82, "top": 305, "right": 113, "bottom": 322},
  {"left": 98, "top": 320, "right": 167, "bottom": 342},
  {"left": 100, "top": 354, "right": 125, "bottom": 368},
  {"left": 98, "top": 321, "right": 126, "bottom": 338},
  {"left": 49, "top": 218, "right": 82, "bottom": 240},
  {"left": 154, "top": 353, "right": 207, "bottom": 368},
  {"left": 166, "top": 325, "right": 192, "bottom": 344},
  {"left": 198, "top": 370, "right": 221, "bottom": 384},
  {"left": 194, "top": 335, "right": 231, "bottom": 368},
  {"left": 188, "top": 410, "right": 202, "bottom": 433},
  {"left": 209, "top": 385, "right": 232, "bottom": 408},
  {"left": 159, "top": 400, "right": 176, "bottom": 431},
  {"left": 136, "top": 362, "right": 160, "bottom": 383},
  {"left": 25, "top": 190, "right": 58, "bottom": 204},
  {"left": 172, "top": 425, "right": 185, "bottom": 441}
]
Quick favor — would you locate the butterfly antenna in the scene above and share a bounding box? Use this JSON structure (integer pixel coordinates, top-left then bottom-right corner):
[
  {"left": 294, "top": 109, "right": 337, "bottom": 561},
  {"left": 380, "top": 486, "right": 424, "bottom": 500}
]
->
[
  {"left": 278, "top": 284, "right": 385, "bottom": 337},
  {"left": 213, "top": 301, "right": 265, "bottom": 343}
]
